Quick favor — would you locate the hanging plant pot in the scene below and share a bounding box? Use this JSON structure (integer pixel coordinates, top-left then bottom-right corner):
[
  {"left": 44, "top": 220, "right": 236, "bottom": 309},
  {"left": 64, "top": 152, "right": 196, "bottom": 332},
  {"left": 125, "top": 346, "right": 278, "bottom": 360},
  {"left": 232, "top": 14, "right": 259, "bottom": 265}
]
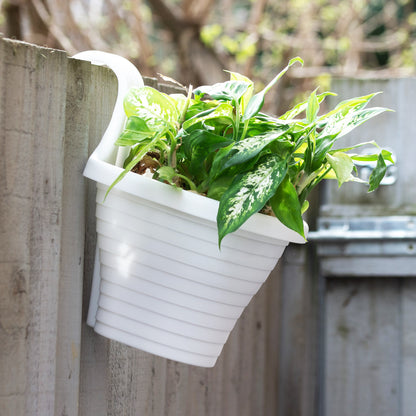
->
[
  {"left": 75, "top": 51, "right": 307, "bottom": 367},
  {"left": 76, "top": 50, "right": 392, "bottom": 367},
  {"left": 90, "top": 179, "right": 306, "bottom": 367}
]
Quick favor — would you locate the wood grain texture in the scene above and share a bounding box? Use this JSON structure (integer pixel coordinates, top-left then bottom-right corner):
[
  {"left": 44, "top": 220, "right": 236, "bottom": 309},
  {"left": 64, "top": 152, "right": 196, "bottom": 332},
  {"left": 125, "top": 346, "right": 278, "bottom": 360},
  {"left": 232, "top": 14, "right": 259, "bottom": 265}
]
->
[
  {"left": 0, "top": 37, "right": 91, "bottom": 415},
  {"left": 103, "top": 268, "right": 286, "bottom": 416},
  {"left": 0, "top": 38, "right": 67, "bottom": 415},
  {"left": 277, "top": 244, "right": 320, "bottom": 416},
  {"left": 324, "top": 278, "right": 401, "bottom": 416},
  {"left": 316, "top": 77, "right": 416, "bottom": 416},
  {"left": 401, "top": 279, "right": 416, "bottom": 416},
  {"left": 77, "top": 61, "right": 118, "bottom": 416}
]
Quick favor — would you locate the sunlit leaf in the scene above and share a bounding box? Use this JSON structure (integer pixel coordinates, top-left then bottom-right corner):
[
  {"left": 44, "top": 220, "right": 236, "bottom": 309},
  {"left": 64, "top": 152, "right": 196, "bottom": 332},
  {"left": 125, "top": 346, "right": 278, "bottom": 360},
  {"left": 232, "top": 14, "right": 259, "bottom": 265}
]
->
[
  {"left": 280, "top": 92, "right": 336, "bottom": 120},
  {"left": 242, "top": 57, "right": 303, "bottom": 121},
  {"left": 156, "top": 166, "right": 197, "bottom": 191},
  {"left": 326, "top": 152, "right": 354, "bottom": 186},
  {"left": 306, "top": 89, "right": 319, "bottom": 123},
  {"left": 318, "top": 93, "right": 380, "bottom": 122},
  {"left": 170, "top": 93, "right": 189, "bottom": 117},
  {"left": 351, "top": 149, "right": 394, "bottom": 164},
  {"left": 321, "top": 107, "right": 389, "bottom": 139},
  {"left": 194, "top": 80, "right": 249, "bottom": 103},
  {"left": 228, "top": 71, "right": 254, "bottom": 113},
  {"left": 115, "top": 116, "right": 154, "bottom": 146},
  {"left": 124, "top": 86, "right": 180, "bottom": 130}
]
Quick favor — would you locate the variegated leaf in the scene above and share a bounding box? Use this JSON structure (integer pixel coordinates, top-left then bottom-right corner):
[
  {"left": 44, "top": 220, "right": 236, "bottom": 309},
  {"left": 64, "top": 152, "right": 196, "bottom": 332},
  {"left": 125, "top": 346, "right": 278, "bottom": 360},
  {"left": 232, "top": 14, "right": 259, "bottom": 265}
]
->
[
  {"left": 124, "top": 86, "right": 179, "bottom": 130},
  {"left": 326, "top": 152, "right": 354, "bottom": 186},
  {"left": 320, "top": 107, "right": 388, "bottom": 139},
  {"left": 217, "top": 154, "right": 288, "bottom": 245},
  {"left": 220, "top": 127, "right": 290, "bottom": 172},
  {"left": 182, "top": 103, "right": 235, "bottom": 131}
]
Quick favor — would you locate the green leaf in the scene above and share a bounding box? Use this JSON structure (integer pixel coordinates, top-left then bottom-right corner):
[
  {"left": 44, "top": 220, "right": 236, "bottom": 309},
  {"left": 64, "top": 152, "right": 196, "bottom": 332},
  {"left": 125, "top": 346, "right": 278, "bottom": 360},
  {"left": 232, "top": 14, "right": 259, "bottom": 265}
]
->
[
  {"left": 217, "top": 154, "right": 288, "bottom": 246},
  {"left": 318, "top": 93, "right": 379, "bottom": 122},
  {"left": 351, "top": 149, "right": 394, "bottom": 164},
  {"left": 219, "top": 127, "right": 290, "bottom": 172},
  {"left": 288, "top": 56, "right": 304, "bottom": 67},
  {"left": 310, "top": 132, "right": 339, "bottom": 171},
  {"left": 280, "top": 92, "right": 336, "bottom": 120},
  {"left": 244, "top": 117, "right": 286, "bottom": 136},
  {"left": 242, "top": 57, "right": 303, "bottom": 121},
  {"left": 332, "top": 140, "right": 381, "bottom": 154},
  {"left": 169, "top": 93, "right": 189, "bottom": 116},
  {"left": 306, "top": 89, "right": 319, "bottom": 123},
  {"left": 206, "top": 175, "right": 234, "bottom": 200},
  {"left": 181, "top": 130, "right": 233, "bottom": 178},
  {"left": 228, "top": 71, "right": 254, "bottom": 113},
  {"left": 105, "top": 140, "right": 157, "bottom": 197},
  {"left": 115, "top": 116, "right": 154, "bottom": 146},
  {"left": 155, "top": 166, "right": 177, "bottom": 184},
  {"left": 194, "top": 81, "right": 249, "bottom": 103},
  {"left": 321, "top": 107, "right": 389, "bottom": 139},
  {"left": 368, "top": 153, "right": 387, "bottom": 192},
  {"left": 270, "top": 175, "right": 305, "bottom": 239},
  {"left": 123, "top": 86, "right": 180, "bottom": 130},
  {"left": 185, "top": 100, "right": 218, "bottom": 120},
  {"left": 326, "top": 152, "right": 354, "bottom": 187},
  {"left": 182, "top": 103, "right": 235, "bottom": 131},
  {"left": 242, "top": 93, "right": 265, "bottom": 122}
]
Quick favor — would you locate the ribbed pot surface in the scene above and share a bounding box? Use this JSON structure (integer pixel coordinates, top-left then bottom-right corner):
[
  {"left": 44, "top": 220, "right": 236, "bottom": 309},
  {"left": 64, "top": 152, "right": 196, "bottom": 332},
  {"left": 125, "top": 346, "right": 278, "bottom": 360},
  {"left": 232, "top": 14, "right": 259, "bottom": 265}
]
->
[{"left": 91, "top": 184, "right": 290, "bottom": 367}]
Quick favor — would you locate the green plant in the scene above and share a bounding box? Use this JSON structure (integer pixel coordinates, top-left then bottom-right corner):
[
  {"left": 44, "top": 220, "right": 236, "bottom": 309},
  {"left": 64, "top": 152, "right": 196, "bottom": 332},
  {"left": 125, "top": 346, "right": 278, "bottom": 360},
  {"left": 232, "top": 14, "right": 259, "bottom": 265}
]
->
[{"left": 109, "top": 57, "right": 393, "bottom": 246}]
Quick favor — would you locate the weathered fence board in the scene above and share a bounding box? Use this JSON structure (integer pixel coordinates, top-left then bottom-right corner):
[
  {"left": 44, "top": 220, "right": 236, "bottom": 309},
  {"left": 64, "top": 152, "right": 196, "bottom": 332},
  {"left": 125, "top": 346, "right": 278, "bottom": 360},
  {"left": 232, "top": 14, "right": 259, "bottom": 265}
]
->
[
  {"left": 1, "top": 36, "right": 316, "bottom": 416},
  {"left": 402, "top": 279, "right": 416, "bottom": 416},
  {"left": 324, "top": 278, "right": 401, "bottom": 416},
  {"left": 0, "top": 39, "right": 72, "bottom": 415},
  {"left": 78, "top": 61, "right": 118, "bottom": 416},
  {"left": 316, "top": 77, "right": 416, "bottom": 416}
]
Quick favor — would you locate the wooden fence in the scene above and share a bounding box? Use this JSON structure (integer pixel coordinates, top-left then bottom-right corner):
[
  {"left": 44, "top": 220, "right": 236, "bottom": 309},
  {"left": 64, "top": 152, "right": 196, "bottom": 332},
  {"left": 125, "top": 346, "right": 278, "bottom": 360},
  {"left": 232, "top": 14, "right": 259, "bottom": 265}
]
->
[
  {"left": 1, "top": 36, "right": 415, "bottom": 416},
  {"left": 315, "top": 77, "right": 416, "bottom": 416},
  {"left": 0, "top": 37, "right": 317, "bottom": 416}
]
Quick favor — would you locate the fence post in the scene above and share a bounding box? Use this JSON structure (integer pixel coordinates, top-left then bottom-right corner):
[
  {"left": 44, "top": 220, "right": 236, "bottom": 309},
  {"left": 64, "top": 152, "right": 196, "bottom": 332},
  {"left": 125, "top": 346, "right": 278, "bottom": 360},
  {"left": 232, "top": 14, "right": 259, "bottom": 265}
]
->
[{"left": 0, "top": 36, "right": 117, "bottom": 416}]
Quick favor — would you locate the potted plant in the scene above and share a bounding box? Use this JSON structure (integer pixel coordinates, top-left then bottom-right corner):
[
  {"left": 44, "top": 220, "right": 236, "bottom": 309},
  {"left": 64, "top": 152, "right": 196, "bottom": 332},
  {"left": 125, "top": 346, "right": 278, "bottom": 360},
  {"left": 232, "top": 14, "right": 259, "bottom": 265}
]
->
[{"left": 76, "top": 51, "right": 392, "bottom": 367}]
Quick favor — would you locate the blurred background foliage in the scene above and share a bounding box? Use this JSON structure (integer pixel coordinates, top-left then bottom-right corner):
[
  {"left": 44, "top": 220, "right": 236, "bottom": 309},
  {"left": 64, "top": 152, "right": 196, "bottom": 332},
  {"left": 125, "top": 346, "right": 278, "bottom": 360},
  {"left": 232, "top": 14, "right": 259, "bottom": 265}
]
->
[{"left": 1, "top": 0, "right": 415, "bottom": 113}]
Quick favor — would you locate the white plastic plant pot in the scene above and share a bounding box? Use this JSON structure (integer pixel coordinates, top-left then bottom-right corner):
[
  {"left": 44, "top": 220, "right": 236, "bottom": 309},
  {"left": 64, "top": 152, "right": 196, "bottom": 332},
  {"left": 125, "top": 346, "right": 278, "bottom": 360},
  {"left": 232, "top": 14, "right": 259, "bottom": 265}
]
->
[{"left": 75, "top": 51, "right": 308, "bottom": 367}]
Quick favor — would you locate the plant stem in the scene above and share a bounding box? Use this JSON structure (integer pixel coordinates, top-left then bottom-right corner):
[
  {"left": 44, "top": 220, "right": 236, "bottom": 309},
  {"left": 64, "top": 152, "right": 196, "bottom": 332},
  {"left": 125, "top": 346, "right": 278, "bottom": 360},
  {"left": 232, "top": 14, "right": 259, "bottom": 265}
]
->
[
  {"left": 179, "top": 85, "right": 193, "bottom": 127},
  {"left": 240, "top": 119, "right": 249, "bottom": 141},
  {"left": 234, "top": 99, "right": 240, "bottom": 140},
  {"left": 296, "top": 170, "right": 318, "bottom": 195},
  {"left": 169, "top": 134, "right": 177, "bottom": 168},
  {"left": 176, "top": 173, "right": 197, "bottom": 191}
]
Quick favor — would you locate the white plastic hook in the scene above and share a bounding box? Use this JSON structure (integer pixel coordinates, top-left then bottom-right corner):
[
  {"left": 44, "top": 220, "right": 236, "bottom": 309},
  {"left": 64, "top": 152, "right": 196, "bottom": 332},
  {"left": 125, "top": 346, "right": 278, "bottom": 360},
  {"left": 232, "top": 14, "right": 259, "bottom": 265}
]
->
[{"left": 73, "top": 50, "right": 144, "bottom": 167}]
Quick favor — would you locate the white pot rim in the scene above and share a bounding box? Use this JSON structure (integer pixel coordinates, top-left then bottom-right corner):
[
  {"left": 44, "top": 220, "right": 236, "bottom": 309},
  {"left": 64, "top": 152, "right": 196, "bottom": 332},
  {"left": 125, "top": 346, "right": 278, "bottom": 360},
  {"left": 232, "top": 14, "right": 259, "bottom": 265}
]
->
[{"left": 84, "top": 157, "right": 307, "bottom": 245}]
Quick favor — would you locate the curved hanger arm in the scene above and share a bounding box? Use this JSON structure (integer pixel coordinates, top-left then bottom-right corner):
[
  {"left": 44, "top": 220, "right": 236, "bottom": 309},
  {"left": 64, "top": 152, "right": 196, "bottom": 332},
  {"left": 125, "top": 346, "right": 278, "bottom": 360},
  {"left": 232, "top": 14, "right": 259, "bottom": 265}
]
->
[{"left": 73, "top": 50, "right": 144, "bottom": 166}]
